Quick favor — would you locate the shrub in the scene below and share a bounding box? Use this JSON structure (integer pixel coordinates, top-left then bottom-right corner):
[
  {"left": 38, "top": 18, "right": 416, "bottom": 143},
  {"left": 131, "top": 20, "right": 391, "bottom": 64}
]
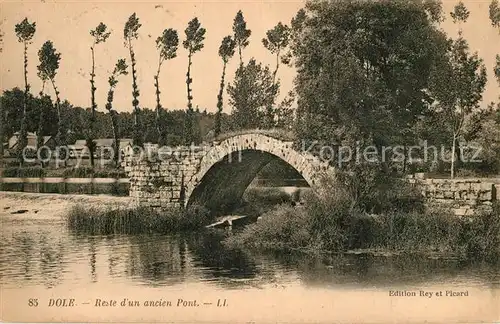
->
[
  {"left": 2, "top": 166, "right": 46, "bottom": 177},
  {"left": 224, "top": 204, "right": 311, "bottom": 251}
]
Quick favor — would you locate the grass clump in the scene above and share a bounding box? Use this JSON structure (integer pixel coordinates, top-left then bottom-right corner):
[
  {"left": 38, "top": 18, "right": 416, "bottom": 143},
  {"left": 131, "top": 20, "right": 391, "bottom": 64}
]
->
[
  {"left": 225, "top": 174, "right": 500, "bottom": 262},
  {"left": 66, "top": 204, "right": 212, "bottom": 235}
]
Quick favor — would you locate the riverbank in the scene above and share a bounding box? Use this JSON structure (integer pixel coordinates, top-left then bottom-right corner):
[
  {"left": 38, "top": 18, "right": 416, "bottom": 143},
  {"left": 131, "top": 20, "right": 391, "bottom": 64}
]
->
[
  {"left": 224, "top": 197, "right": 500, "bottom": 262},
  {"left": 0, "top": 191, "right": 135, "bottom": 221}
]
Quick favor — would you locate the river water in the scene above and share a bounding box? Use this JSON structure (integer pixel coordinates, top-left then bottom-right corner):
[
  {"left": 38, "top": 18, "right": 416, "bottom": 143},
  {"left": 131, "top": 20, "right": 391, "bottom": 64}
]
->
[{"left": 1, "top": 208, "right": 499, "bottom": 323}]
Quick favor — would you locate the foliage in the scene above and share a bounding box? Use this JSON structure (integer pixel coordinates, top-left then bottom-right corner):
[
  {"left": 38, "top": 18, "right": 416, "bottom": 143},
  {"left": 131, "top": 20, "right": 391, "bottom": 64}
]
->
[
  {"left": 491, "top": 0, "right": 500, "bottom": 29},
  {"left": 37, "top": 40, "right": 65, "bottom": 149},
  {"left": 124, "top": 13, "right": 142, "bottom": 147},
  {"left": 232, "top": 10, "right": 251, "bottom": 65},
  {"left": 88, "top": 22, "right": 111, "bottom": 167},
  {"left": 15, "top": 18, "right": 37, "bottom": 165},
  {"left": 292, "top": 0, "right": 450, "bottom": 175},
  {"left": 227, "top": 59, "right": 279, "bottom": 130},
  {"left": 262, "top": 22, "right": 290, "bottom": 81},
  {"left": 450, "top": 1, "right": 470, "bottom": 25},
  {"left": 155, "top": 28, "right": 179, "bottom": 146},
  {"left": 429, "top": 5, "right": 487, "bottom": 178},
  {"left": 183, "top": 17, "right": 206, "bottom": 145},
  {"left": 2, "top": 166, "right": 46, "bottom": 177},
  {"left": 226, "top": 184, "right": 500, "bottom": 261}
]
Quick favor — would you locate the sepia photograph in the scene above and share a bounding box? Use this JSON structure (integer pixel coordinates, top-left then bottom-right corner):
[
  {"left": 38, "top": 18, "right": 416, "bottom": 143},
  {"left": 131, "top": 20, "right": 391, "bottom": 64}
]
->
[{"left": 0, "top": 0, "right": 499, "bottom": 322}]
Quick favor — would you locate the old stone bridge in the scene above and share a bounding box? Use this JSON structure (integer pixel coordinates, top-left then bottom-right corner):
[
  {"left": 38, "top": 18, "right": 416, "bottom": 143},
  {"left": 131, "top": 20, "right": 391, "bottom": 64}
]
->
[
  {"left": 124, "top": 133, "right": 334, "bottom": 212},
  {"left": 124, "top": 132, "right": 497, "bottom": 215}
]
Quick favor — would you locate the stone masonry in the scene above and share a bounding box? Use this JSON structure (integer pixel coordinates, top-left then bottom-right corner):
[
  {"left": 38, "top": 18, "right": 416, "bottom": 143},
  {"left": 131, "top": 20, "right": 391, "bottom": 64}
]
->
[
  {"left": 408, "top": 176, "right": 498, "bottom": 216},
  {"left": 124, "top": 133, "right": 334, "bottom": 212},
  {"left": 125, "top": 132, "right": 497, "bottom": 215}
]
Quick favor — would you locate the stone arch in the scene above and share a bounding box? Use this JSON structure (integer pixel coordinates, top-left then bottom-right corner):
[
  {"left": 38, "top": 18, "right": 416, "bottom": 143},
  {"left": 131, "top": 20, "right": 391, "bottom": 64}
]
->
[{"left": 184, "top": 134, "right": 335, "bottom": 211}]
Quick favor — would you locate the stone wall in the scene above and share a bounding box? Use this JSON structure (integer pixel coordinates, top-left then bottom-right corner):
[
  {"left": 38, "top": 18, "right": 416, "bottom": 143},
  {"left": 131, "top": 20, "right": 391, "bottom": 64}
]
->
[
  {"left": 124, "top": 147, "right": 207, "bottom": 210},
  {"left": 408, "top": 177, "right": 497, "bottom": 216}
]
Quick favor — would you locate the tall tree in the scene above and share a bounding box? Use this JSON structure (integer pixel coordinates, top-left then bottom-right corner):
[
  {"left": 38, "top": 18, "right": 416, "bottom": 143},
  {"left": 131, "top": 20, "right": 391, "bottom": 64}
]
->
[
  {"left": 228, "top": 59, "right": 279, "bottom": 130},
  {"left": 291, "top": 0, "right": 450, "bottom": 173},
  {"left": 88, "top": 22, "right": 111, "bottom": 167},
  {"left": 105, "top": 59, "right": 128, "bottom": 166},
  {"left": 124, "top": 13, "right": 142, "bottom": 147},
  {"left": 155, "top": 28, "right": 179, "bottom": 146},
  {"left": 215, "top": 36, "right": 236, "bottom": 137},
  {"left": 182, "top": 17, "right": 206, "bottom": 145},
  {"left": 450, "top": 1, "right": 470, "bottom": 34},
  {"left": 262, "top": 22, "right": 290, "bottom": 128},
  {"left": 37, "top": 41, "right": 64, "bottom": 152},
  {"left": 262, "top": 22, "right": 290, "bottom": 83},
  {"left": 490, "top": 0, "right": 500, "bottom": 85},
  {"left": 14, "top": 18, "right": 36, "bottom": 165},
  {"left": 232, "top": 10, "right": 251, "bottom": 66},
  {"left": 430, "top": 2, "right": 487, "bottom": 178}
]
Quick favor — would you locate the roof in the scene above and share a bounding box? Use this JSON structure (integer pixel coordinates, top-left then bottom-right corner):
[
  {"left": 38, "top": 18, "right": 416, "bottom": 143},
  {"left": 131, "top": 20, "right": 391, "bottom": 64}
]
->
[
  {"left": 9, "top": 133, "right": 54, "bottom": 149},
  {"left": 71, "top": 138, "right": 134, "bottom": 149}
]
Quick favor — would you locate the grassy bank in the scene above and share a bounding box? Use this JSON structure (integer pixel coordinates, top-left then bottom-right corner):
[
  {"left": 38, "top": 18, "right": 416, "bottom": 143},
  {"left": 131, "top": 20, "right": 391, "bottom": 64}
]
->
[
  {"left": 66, "top": 204, "right": 212, "bottom": 235},
  {"left": 225, "top": 183, "right": 500, "bottom": 262}
]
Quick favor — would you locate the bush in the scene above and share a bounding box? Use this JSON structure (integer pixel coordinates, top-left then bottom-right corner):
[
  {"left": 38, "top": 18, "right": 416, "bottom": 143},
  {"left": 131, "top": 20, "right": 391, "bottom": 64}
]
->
[
  {"left": 224, "top": 204, "right": 312, "bottom": 251},
  {"left": 66, "top": 204, "right": 212, "bottom": 235},
  {"left": 226, "top": 180, "right": 500, "bottom": 261},
  {"left": 2, "top": 166, "right": 46, "bottom": 177}
]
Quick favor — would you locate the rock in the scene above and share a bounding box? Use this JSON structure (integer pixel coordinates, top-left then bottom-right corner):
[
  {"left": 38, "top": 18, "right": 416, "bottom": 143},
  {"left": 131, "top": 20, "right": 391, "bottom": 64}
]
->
[{"left": 10, "top": 209, "right": 29, "bottom": 214}]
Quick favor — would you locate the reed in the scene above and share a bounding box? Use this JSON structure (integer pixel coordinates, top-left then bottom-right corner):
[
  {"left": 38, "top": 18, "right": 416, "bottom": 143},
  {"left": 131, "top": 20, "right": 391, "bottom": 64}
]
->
[{"left": 66, "top": 204, "right": 211, "bottom": 235}]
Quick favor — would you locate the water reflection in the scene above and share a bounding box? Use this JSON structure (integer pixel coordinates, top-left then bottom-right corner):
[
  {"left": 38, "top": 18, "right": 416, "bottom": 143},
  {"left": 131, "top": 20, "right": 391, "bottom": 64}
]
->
[{"left": 1, "top": 214, "right": 499, "bottom": 292}]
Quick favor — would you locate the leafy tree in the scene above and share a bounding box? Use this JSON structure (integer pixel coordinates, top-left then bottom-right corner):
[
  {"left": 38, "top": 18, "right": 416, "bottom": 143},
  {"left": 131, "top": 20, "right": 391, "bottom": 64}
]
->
[
  {"left": 105, "top": 59, "right": 128, "bottom": 165},
  {"left": 155, "top": 28, "right": 178, "bottom": 145},
  {"left": 292, "top": 0, "right": 450, "bottom": 174},
  {"left": 430, "top": 3, "right": 487, "bottom": 178},
  {"left": 262, "top": 22, "right": 290, "bottom": 128},
  {"left": 183, "top": 17, "right": 206, "bottom": 145},
  {"left": 281, "top": 9, "right": 307, "bottom": 67},
  {"left": 14, "top": 18, "right": 36, "bottom": 165},
  {"left": 124, "top": 13, "right": 142, "bottom": 147},
  {"left": 215, "top": 36, "right": 236, "bottom": 137},
  {"left": 262, "top": 22, "right": 290, "bottom": 83},
  {"left": 450, "top": 1, "right": 470, "bottom": 29},
  {"left": 491, "top": 0, "right": 500, "bottom": 29},
  {"left": 232, "top": 10, "right": 251, "bottom": 66},
  {"left": 87, "top": 22, "right": 111, "bottom": 167},
  {"left": 227, "top": 59, "right": 278, "bottom": 130},
  {"left": 490, "top": 0, "right": 500, "bottom": 85},
  {"left": 37, "top": 41, "right": 64, "bottom": 151}
]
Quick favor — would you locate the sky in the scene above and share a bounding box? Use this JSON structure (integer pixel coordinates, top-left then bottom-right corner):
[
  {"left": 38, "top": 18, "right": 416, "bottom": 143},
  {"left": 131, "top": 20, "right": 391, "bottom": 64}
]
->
[{"left": 0, "top": 0, "right": 499, "bottom": 114}]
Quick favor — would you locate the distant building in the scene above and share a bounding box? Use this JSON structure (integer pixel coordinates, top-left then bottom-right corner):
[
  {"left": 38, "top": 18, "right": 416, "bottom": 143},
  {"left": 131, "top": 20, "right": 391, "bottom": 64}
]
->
[
  {"left": 68, "top": 138, "right": 133, "bottom": 158},
  {"left": 6, "top": 132, "right": 56, "bottom": 156}
]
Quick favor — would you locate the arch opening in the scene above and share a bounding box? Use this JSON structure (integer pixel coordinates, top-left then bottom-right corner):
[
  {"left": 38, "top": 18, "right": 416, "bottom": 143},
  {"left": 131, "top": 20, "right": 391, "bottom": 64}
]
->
[{"left": 186, "top": 149, "right": 310, "bottom": 214}]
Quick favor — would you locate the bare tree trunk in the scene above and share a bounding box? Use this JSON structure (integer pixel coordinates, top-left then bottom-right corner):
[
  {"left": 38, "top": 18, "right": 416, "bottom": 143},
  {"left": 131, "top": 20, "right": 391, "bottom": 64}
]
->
[
  {"left": 184, "top": 52, "right": 194, "bottom": 145},
  {"left": 110, "top": 111, "right": 120, "bottom": 168},
  {"left": 89, "top": 45, "right": 97, "bottom": 167},
  {"left": 155, "top": 58, "right": 163, "bottom": 146},
  {"left": 18, "top": 41, "right": 29, "bottom": 166},
  {"left": 451, "top": 132, "right": 457, "bottom": 179},
  {"left": 215, "top": 61, "right": 227, "bottom": 137},
  {"left": 128, "top": 38, "right": 141, "bottom": 147}
]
